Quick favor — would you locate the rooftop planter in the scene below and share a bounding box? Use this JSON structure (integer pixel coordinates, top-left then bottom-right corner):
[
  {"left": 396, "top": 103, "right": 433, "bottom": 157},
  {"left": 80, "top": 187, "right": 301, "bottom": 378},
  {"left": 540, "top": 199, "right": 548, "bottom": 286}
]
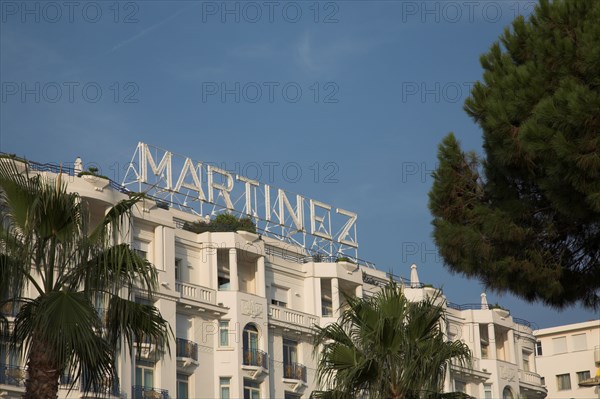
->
[
  {"left": 78, "top": 167, "right": 110, "bottom": 190},
  {"left": 336, "top": 256, "right": 358, "bottom": 272},
  {"left": 183, "top": 213, "right": 257, "bottom": 234},
  {"left": 490, "top": 303, "right": 510, "bottom": 317}
]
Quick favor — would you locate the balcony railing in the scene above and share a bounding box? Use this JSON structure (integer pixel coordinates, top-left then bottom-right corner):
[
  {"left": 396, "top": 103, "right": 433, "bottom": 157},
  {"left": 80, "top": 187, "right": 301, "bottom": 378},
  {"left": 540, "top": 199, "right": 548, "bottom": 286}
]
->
[
  {"left": 519, "top": 369, "right": 543, "bottom": 385},
  {"left": 269, "top": 305, "right": 318, "bottom": 329},
  {"left": 175, "top": 281, "right": 216, "bottom": 304},
  {"left": 283, "top": 362, "right": 307, "bottom": 382},
  {"left": 132, "top": 385, "right": 169, "bottom": 399},
  {"left": 176, "top": 338, "right": 198, "bottom": 361},
  {"left": 243, "top": 349, "right": 268, "bottom": 369},
  {"left": 0, "top": 364, "right": 27, "bottom": 387}
]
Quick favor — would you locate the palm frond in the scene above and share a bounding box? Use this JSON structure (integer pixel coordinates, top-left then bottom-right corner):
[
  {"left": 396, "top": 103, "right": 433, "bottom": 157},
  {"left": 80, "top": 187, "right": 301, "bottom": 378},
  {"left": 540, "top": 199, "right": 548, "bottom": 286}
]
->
[{"left": 105, "top": 296, "right": 172, "bottom": 360}]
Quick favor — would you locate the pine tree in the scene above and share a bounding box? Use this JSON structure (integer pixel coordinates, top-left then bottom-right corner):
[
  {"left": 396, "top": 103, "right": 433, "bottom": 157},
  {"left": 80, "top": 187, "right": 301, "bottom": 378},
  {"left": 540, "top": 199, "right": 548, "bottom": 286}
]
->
[{"left": 429, "top": 0, "right": 600, "bottom": 309}]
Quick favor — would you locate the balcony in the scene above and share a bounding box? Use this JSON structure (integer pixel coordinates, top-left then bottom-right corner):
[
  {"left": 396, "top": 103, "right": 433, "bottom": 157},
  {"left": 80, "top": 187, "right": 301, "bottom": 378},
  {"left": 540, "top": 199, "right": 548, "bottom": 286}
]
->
[
  {"left": 242, "top": 348, "right": 269, "bottom": 380},
  {"left": 283, "top": 362, "right": 307, "bottom": 382},
  {"left": 269, "top": 305, "right": 318, "bottom": 333},
  {"left": 132, "top": 385, "right": 169, "bottom": 399},
  {"left": 449, "top": 358, "right": 490, "bottom": 382},
  {"left": 175, "top": 281, "right": 216, "bottom": 304},
  {"left": 519, "top": 369, "right": 547, "bottom": 397},
  {"left": 243, "top": 349, "right": 268, "bottom": 369},
  {"left": 176, "top": 338, "right": 199, "bottom": 371}
]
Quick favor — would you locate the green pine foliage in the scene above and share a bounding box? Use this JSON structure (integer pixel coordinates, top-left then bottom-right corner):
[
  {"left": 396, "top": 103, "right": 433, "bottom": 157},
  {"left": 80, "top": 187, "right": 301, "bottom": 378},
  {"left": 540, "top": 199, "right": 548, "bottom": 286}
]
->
[{"left": 429, "top": 0, "right": 600, "bottom": 309}]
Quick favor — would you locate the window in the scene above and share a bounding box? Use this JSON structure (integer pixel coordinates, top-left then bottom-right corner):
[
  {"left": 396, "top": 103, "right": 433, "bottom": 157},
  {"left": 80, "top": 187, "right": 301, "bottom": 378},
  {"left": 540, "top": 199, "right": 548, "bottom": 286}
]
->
[
  {"left": 454, "top": 380, "right": 466, "bottom": 393},
  {"left": 219, "top": 321, "right": 230, "bottom": 347},
  {"left": 556, "top": 373, "right": 571, "bottom": 390},
  {"left": 283, "top": 339, "right": 299, "bottom": 379},
  {"left": 135, "top": 364, "right": 154, "bottom": 389},
  {"left": 540, "top": 377, "right": 545, "bottom": 386},
  {"left": 134, "top": 241, "right": 149, "bottom": 260},
  {"left": 572, "top": 333, "right": 587, "bottom": 351},
  {"left": 321, "top": 299, "right": 333, "bottom": 317},
  {"left": 243, "top": 378, "right": 260, "bottom": 399},
  {"left": 283, "top": 339, "right": 298, "bottom": 366},
  {"left": 271, "top": 285, "right": 288, "bottom": 308},
  {"left": 576, "top": 371, "right": 591, "bottom": 383},
  {"left": 175, "top": 258, "right": 182, "bottom": 281},
  {"left": 243, "top": 324, "right": 262, "bottom": 367},
  {"left": 484, "top": 384, "right": 492, "bottom": 399},
  {"left": 553, "top": 336, "right": 567, "bottom": 354},
  {"left": 479, "top": 324, "right": 489, "bottom": 359},
  {"left": 220, "top": 377, "right": 231, "bottom": 399},
  {"left": 134, "top": 249, "right": 147, "bottom": 259},
  {"left": 177, "top": 374, "right": 189, "bottom": 399},
  {"left": 522, "top": 351, "right": 530, "bottom": 372},
  {"left": 502, "top": 386, "right": 514, "bottom": 399},
  {"left": 535, "top": 341, "right": 543, "bottom": 356},
  {"left": 285, "top": 392, "right": 301, "bottom": 399},
  {"left": 218, "top": 249, "right": 231, "bottom": 290}
]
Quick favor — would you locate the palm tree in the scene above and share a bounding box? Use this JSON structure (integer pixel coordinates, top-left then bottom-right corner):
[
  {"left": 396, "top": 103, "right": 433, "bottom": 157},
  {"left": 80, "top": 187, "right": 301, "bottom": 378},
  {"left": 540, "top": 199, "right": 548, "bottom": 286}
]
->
[
  {"left": 311, "top": 280, "right": 471, "bottom": 399},
  {"left": 0, "top": 159, "right": 172, "bottom": 399}
]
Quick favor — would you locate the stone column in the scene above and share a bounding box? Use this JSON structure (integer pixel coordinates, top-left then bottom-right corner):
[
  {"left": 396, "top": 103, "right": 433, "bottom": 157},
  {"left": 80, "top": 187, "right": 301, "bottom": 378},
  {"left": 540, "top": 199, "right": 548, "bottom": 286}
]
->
[
  {"left": 507, "top": 329, "right": 516, "bottom": 364},
  {"left": 488, "top": 323, "right": 497, "bottom": 360},
  {"left": 256, "top": 256, "right": 266, "bottom": 297},
  {"left": 229, "top": 248, "right": 238, "bottom": 291},
  {"left": 154, "top": 225, "right": 164, "bottom": 270},
  {"left": 332, "top": 278, "right": 341, "bottom": 318}
]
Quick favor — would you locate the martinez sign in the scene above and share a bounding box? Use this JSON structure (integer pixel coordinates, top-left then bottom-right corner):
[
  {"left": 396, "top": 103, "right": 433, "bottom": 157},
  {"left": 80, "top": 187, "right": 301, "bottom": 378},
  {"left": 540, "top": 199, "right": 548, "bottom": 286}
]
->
[{"left": 122, "top": 142, "right": 358, "bottom": 257}]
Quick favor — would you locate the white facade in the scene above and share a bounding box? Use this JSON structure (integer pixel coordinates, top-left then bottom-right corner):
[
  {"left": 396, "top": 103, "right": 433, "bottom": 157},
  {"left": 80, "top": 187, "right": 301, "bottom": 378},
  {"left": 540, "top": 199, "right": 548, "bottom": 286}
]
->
[
  {"left": 0, "top": 161, "right": 550, "bottom": 399},
  {"left": 534, "top": 320, "right": 600, "bottom": 399}
]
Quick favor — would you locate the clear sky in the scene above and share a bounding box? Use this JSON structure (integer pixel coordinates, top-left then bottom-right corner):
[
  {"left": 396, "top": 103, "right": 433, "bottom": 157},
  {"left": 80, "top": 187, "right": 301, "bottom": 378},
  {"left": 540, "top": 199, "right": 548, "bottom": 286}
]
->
[{"left": 1, "top": 0, "right": 598, "bottom": 328}]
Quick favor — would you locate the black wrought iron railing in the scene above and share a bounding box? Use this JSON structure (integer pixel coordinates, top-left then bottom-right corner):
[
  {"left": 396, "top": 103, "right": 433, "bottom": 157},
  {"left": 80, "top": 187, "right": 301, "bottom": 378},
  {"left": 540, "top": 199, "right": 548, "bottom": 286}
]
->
[
  {"left": 0, "top": 364, "right": 27, "bottom": 387},
  {"left": 243, "top": 348, "right": 268, "bottom": 369},
  {"left": 176, "top": 338, "right": 198, "bottom": 361},
  {"left": 283, "top": 362, "right": 307, "bottom": 382},
  {"left": 132, "top": 385, "right": 169, "bottom": 399}
]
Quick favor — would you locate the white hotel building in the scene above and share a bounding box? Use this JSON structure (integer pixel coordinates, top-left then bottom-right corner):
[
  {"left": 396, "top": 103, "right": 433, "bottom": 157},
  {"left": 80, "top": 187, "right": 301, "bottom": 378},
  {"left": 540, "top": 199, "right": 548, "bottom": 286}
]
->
[
  {"left": 0, "top": 153, "right": 551, "bottom": 399},
  {"left": 534, "top": 320, "right": 600, "bottom": 399}
]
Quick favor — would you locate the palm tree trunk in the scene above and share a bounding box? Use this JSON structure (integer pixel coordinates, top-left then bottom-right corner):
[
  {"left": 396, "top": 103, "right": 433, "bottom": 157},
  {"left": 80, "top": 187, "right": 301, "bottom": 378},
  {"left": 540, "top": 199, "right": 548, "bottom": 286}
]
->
[{"left": 24, "top": 334, "right": 60, "bottom": 399}]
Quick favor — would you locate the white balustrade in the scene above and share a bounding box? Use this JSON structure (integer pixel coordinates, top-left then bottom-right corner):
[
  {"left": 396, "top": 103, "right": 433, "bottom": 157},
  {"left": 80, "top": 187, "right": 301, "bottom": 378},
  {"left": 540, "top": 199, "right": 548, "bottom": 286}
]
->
[
  {"left": 269, "top": 305, "right": 318, "bottom": 330},
  {"left": 175, "top": 281, "right": 216, "bottom": 304}
]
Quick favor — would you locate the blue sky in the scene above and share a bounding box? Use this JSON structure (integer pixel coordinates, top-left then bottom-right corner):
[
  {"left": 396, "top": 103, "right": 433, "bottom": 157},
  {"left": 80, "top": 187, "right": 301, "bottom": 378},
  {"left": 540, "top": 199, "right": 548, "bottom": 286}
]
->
[{"left": 1, "top": 0, "right": 597, "bottom": 328}]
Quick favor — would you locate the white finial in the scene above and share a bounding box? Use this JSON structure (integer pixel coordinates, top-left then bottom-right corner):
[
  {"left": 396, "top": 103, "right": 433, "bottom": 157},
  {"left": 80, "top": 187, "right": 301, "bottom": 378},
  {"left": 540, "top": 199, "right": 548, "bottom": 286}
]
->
[
  {"left": 74, "top": 156, "right": 83, "bottom": 174},
  {"left": 481, "top": 292, "right": 489, "bottom": 310},
  {"left": 410, "top": 264, "right": 420, "bottom": 288}
]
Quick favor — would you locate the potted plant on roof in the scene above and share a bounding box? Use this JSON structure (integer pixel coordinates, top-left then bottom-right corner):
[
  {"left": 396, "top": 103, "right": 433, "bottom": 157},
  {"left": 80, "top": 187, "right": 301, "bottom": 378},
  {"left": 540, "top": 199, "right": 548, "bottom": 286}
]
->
[
  {"left": 490, "top": 303, "right": 510, "bottom": 318},
  {"left": 336, "top": 256, "right": 358, "bottom": 272},
  {"left": 78, "top": 166, "right": 110, "bottom": 190}
]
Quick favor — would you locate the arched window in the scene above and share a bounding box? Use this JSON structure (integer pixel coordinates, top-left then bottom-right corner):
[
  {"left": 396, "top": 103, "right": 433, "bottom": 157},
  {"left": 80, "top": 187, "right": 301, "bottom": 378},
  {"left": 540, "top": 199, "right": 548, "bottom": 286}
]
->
[
  {"left": 243, "top": 324, "right": 260, "bottom": 366},
  {"left": 502, "top": 386, "right": 514, "bottom": 399}
]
